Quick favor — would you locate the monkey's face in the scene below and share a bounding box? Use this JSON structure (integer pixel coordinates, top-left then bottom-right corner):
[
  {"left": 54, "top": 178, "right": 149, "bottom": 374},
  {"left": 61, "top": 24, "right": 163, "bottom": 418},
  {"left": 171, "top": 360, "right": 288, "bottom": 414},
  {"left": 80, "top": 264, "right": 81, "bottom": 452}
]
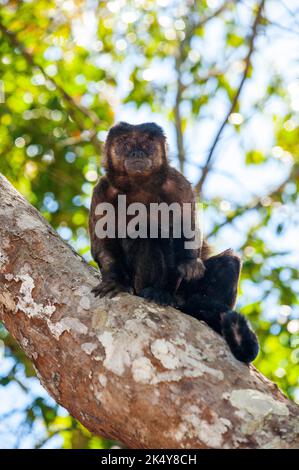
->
[
  {"left": 114, "top": 133, "right": 160, "bottom": 176},
  {"left": 105, "top": 122, "right": 166, "bottom": 176}
]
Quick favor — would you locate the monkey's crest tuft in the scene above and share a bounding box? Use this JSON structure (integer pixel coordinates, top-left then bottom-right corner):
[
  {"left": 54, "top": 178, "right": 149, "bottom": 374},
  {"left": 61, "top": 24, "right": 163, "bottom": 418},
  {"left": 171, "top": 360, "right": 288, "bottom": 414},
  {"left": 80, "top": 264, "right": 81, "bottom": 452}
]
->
[{"left": 107, "top": 121, "right": 165, "bottom": 139}]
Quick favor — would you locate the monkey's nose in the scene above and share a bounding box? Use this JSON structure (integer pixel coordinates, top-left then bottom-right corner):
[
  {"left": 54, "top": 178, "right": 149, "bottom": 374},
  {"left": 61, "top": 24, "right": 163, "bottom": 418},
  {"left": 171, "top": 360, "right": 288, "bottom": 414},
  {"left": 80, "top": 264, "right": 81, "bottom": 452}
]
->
[{"left": 129, "top": 149, "right": 147, "bottom": 159}]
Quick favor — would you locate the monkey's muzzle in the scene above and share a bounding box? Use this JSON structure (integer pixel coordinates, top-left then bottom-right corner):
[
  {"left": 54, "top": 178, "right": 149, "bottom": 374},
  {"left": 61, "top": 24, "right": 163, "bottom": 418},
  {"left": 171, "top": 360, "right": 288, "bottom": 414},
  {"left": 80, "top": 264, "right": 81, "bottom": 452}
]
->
[{"left": 124, "top": 150, "right": 153, "bottom": 174}]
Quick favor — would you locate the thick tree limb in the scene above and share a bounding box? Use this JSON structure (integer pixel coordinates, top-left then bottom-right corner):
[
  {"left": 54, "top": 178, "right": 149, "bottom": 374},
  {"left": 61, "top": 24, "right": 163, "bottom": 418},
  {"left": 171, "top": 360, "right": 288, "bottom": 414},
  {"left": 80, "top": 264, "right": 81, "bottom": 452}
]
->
[{"left": 0, "top": 174, "right": 298, "bottom": 449}]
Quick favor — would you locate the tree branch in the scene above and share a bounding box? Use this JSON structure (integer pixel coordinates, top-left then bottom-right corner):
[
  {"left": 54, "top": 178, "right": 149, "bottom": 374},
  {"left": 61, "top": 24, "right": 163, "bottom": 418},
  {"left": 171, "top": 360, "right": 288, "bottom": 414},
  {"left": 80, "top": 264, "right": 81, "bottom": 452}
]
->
[
  {"left": 0, "top": 173, "right": 298, "bottom": 448},
  {"left": 0, "top": 20, "right": 103, "bottom": 154},
  {"left": 172, "top": 1, "right": 238, "bottom": 172},
  {"left": 195, "top": 0, "right": 266, "bottom": 195},
  {"left": 207, "top": 166, "right": 298, "bottom": 238},
  {"left": 182, "top": 1, "right": 239, "bottom": 59},
  {"left": 174, "top": 55, "right": 186, "bottom": 173}
]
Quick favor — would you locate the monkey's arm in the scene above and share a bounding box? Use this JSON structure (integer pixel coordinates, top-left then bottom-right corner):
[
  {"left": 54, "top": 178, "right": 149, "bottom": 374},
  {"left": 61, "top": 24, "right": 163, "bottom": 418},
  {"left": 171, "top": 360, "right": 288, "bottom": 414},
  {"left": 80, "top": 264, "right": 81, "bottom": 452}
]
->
[
  {"left": 89, "top": 177, "right": 132, "bottom": 297},
  {"left": 162, "top": 171, "right": 206, "bottom": 287},
  {"left": 176, "top": 221, "right": 206, "bottom": 284}
]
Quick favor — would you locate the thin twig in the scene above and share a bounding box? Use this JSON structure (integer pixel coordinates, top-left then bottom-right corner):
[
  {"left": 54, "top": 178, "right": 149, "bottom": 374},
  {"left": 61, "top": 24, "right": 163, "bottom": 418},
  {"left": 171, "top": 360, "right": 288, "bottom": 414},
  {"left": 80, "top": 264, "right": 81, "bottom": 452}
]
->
[
  {"left": 181, "top": 0, "right": 239, "bottom": 61},
  {"left": 266, "top": 19, "right": 299, "bottom": 36},
  {"left": 174, "top": 55, "right": 186, "bottom": 173},
  {"left": 279, "top": 0, "right": 299, "bottom": 30},
  {"left": 173, "top": 1, "right": 238, "bottom": 172},
  {"left": 207, "top": 166, "right": 296, "bottom": 238},
  {"left": 194, "top": 0, "right": 266, "bottom": 195}
]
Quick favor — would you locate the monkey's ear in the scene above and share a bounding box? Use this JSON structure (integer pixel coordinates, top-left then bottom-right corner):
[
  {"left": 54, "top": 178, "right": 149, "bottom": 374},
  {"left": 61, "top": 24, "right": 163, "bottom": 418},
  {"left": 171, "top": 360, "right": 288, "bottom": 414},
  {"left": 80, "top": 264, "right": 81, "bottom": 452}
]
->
[
  {"left": 101, "top": 151, "right": 108, "bottom": 170},
  {"left": 160, "top": 138, "right": 168, "bottom": 163},
  {"left": 101, "top": 139, "right": 111, "bottom": 170}
]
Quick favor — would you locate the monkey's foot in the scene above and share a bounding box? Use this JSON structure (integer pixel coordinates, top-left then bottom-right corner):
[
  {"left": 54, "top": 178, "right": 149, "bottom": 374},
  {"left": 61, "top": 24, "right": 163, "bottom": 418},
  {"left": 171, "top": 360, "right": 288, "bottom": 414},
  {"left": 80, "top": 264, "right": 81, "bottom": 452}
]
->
[
  {"left": 177, "top": 258, "right": 205, "bottom": 282},
  {"left": 221, "top": 311, "right": 259, "bottom": 363},
  {"left": 139, "top": 287, "right": 176, "bottom": 307},
  {"left": 92, "top": 280, "right": 133, "bottom": 299}
]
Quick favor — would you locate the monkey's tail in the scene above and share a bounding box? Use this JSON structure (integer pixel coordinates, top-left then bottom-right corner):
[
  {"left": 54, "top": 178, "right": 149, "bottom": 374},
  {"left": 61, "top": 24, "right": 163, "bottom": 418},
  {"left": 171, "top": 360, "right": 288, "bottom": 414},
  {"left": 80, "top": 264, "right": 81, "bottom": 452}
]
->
[
  {"left": 221, "top": 310, "right": 259, "bottom": 363},
  {"left": 182, "top": 296, "right": 259, "bottom": 363}
]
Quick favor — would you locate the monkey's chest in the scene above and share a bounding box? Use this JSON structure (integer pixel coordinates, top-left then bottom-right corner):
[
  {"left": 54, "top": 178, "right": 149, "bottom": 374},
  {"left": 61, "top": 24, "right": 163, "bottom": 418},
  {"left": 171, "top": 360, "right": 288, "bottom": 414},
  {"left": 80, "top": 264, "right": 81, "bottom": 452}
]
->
[
  {"left": 120, "top": 238, "right": 176, "bottom": 293},
  {"left": 115, "top": 191, "right": 178, "bottom": 237}
]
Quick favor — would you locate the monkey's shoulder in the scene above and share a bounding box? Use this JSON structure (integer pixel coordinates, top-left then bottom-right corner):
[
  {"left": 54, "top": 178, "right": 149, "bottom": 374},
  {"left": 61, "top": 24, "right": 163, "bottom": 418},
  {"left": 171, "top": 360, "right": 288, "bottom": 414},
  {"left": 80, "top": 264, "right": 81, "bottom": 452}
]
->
[
  {"left": 92, "top": 176, "right": 119, "bottom": 202},
  {"left": 161, "top": 167, "right": 194, "bottom": 203}
]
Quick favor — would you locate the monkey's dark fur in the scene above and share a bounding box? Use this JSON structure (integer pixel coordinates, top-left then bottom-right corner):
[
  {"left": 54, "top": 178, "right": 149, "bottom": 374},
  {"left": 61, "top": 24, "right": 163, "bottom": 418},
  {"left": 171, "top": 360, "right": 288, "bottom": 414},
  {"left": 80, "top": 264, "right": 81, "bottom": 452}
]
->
[{"left": 89, "top": 122, "right": 259, "bottom": 363}]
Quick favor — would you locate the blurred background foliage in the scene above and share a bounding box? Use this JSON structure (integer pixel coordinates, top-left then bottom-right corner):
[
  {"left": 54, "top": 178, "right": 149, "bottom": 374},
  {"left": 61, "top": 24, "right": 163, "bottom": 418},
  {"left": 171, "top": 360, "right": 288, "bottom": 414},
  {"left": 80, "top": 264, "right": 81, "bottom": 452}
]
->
[{"left": 0, "top": 0, "right": 298, "bottom": 448}]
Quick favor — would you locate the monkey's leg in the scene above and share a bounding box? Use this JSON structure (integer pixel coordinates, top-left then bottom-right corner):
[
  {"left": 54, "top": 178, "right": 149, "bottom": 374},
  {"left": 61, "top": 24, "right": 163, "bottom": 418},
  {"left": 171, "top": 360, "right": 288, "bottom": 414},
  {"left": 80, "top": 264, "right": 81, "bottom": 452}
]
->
[
  {"left": 92, "top": 262, "right": 133, "bottom": 299},
  {"left": 137, "top": 239, "right": 178, "bottom": 307},
  {"left": 180, "top": 248, "right": 241, "bottom": 318},
  {"left": 91, "top": 236, "right": 134, "bottom": 298},
  {"left": 92, "top": 279, "right": 133, "bottom": 298},
  {"left": 199, "top": 249, "right": 241, "bottom": 309},
  {"left": 181, "top": 250, "right": 259, "bottom": 363},
  {"left": 139, "top": 286, "right": 177, "bottom": 307}
]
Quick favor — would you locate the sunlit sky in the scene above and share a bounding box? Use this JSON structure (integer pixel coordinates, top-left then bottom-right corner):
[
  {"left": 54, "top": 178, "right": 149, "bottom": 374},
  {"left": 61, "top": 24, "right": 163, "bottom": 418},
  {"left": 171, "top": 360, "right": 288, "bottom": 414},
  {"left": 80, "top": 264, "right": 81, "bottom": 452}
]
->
[{"left": 0, "top": 0, "right": 299, "bottom": 448}]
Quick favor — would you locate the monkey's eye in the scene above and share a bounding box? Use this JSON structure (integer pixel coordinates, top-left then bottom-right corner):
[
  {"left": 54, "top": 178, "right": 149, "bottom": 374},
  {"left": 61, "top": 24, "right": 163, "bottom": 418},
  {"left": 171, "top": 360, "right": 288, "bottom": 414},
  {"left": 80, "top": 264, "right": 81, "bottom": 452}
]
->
[
  {"left": 115, "top": 134, "right": 130, "bottom": 144},
  {"left": 114, "top": 140, "right": 132, "bottom": 155}
]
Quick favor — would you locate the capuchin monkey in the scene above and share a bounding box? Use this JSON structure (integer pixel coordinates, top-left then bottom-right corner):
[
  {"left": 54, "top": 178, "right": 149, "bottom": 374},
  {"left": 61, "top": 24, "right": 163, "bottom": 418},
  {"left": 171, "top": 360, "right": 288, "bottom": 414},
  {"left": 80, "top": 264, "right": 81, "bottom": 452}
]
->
[{"left": 89, "top": 121, "right": 259, "bottom": 363}]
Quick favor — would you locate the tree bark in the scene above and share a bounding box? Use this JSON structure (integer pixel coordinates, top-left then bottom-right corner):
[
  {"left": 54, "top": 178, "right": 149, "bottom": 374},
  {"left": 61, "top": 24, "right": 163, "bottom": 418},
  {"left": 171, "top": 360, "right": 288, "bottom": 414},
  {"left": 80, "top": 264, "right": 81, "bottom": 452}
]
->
[{"left": 0, "top": 173, "right": 298, "bottom": 449}]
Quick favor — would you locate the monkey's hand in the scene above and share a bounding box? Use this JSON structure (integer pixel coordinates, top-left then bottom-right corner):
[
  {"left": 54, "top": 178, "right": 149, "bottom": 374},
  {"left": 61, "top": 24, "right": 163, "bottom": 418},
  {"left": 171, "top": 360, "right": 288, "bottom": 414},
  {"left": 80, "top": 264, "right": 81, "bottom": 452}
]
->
[
  {"left": 92, "top": 279, "right": 133, "bottom": 299},
  {"left": 177, "top": 258, "right": 205, "bottom": 282}
]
